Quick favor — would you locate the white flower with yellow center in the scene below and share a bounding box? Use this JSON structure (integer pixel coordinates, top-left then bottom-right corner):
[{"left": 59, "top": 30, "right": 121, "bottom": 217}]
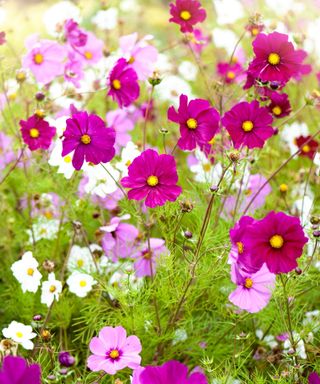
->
[
  {"left": 67, "top": 245, "right": 97, "bottom": 273},
  {"left": 280, "top": 122, "right": 309, "bottom": 156},
  {"left": 49, "top": 139, "right": 74, "bottom": 179},
  {"left": 116, "top": 141, "right": 140, "bottom": 177},
  {"left": 41, "top": 273, "right": 62, "bottom": 307},
  {"left": 11, "top": 251, "right": 42, "bottom": 293},
  {"left": 26, "top": 217, "right": 60, "bottom": 243},
  {"left": 82, "top": 163, "right": 120, "bottom": 198},
  {"left": 2, "top": 321, "right": 36, "bottom": 350},
  {"left": 66, "top": 272, "right": 96, "bottom": 298}
]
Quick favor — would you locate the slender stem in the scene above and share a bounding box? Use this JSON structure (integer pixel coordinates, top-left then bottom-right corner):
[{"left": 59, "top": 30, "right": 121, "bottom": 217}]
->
[
  {"left": 0, "top": 147, "right": 25, "bottom": 186},
  {"left": 100, "top": 163, "right": 127, "bottom": 198},
  {"left": 143, "top": 86, "right": 154, "bottom": 150}
]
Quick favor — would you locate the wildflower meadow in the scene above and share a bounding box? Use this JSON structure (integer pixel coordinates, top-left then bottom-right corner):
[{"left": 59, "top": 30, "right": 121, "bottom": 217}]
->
[{"left": 0, "top": 0, "right": 320, "bottom": 382}]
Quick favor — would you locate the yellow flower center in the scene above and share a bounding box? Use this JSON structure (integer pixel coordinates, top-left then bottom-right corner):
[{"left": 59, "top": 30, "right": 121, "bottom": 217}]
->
[
  {"left": 186, "top": 118, "right": 198, "bottom": 129},
  {"left": 245, "top": 189, "right": 252, "bottom": 196},
  {"left": 8, "top": 93, "right": 16, "bottom": 101},
  {"left": 302, "top": 144, "right": 310, "bottom": 153},
  {"left": 64, "top": 155, "right": 72, "bottom": 163},
  {"left": 272, "top": 106, "right": 282, "bottom": 116},
  {"left": 79, "top": 280, "right": 87, "bottom": 287},
  {"left": 49, "top": 285, "right": 56, "bottom": 293},
  {"left": 128, "top": 56, "right": 135, "bottom": 64},
  {"left": 44, "top": 211, "right": 53, "bottom": 219},
  {"left": 147, "top": 175, "right": 159, "bottom": 187},
  {"left": 112, "top": 79, "right": 121, "bottom": 90},
  {"left": 180, "top": 10, "right": 191, "bottom": 20},
  {"left": 143, "top": 252, "right": 152, "bottom": 260},
  {"left": 16, "top": 332, "right": 23, "bottom": 338},
  {"left": 27, "top": 268, "right": 34, "bottom": 276},
  {"left": 242, "top": 120, "right": 254, "bottom": 132},
  {"left": 202, "top": 163, "right": 211, "bottom": 172},
  {"left": 226, "top": 71, "right": 236, "bottom": 80},
  {"left": 244, "top": 278, "right": 253, "bottom": 289},
  {"left": 125, "top": 160, "right": 131, "bottom": 167},
  {"left": 34, "top": 53, "right": 44, "bottom": 65},
  {"left": 208, "top": 137, "right": 215, "bottom": 145},
  {"left": 81, "top": 134, "right": 91, "bottom": 145},
  {"left": 237, "top": 241, "right": 244, "bottom": 254},
  {"left": 268, "top": 52, "right": 280, "bottom": 65},
  {"left": 30, "top": 128, "right": 40, "bottom": 138},
  {"left": 84, "top": 51, "right": 93, "bottom": 60},
  {"left": 269, "top": 234, "right": 284, "bottom": 249},
  {"left": 251, "top": 27, "right": 259, "bottom": 36},
  {"left": 109, "top": 349, "right": 120, "bottom": 359},
  {"left": 279, "top": 183, "right": 288, "bottom": 192},
  {"left": 77, "top": 259, "right": 84, "bottom": 267}
]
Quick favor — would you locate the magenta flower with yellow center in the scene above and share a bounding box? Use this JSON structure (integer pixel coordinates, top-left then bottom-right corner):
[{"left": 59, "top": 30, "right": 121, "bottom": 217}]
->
[
  {"left": 20, "top": 115, "right": 56, "bottom": 151},
  {"left": 169, "top": 0, "right": 206, "bottom": 33}
]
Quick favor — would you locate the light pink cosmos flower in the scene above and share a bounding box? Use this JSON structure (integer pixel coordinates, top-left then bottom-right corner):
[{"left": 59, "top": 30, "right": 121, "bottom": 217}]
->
[
  {"left": 119, "top": 33, "right": 158, "bottom": 80},
  {"left": 87, "top": 326, "right": 142, "bottom": 375},
  {"left": 229, "top": 263, "right": 275, "bottom": 313},
  {"left": 22, "top": 35, "right": 67, "bottom": 84},
  {"left": 73, "top": 31, "right": 104, "bottom": 65},
  {"left": 106, "top": 109, "right": 135, "bottom": 153}
]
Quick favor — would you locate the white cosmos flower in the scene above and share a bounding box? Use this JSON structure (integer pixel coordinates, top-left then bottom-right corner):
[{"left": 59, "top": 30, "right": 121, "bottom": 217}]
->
[
  {"left": 82, "top": 163, "right": 120, "bottom": 198},
  {"left": 43, "top": 1, "right": 81, "bottom": 36},
  {"left": 48, "top": 139, "right": 74, "bottom": 180},
  {"left": 190, "top": 150, "right": 223, "bottom": 184},
  {"left": 67, "top": 272, "right": 96, "bottom": 298},
  {"left": 212, "top": 28, "right": 239, "bottom": 56},
  {"left": 213, "top": 0, "right": 244, "bottom": 25},
  {"left": 11, "top": 251, "right": 42, "bottom": 293},
  {"left": 91, "top": 8, "right": 118, "bottom": 30},
  {"left": 41, "top": 273, "right": 63, "bottom": 307},
  {"left": 27, "top": 217, "right": 60, "bottom": 243},
  {"left": 283, "top": 332, "right": 307, "bottom": 359},
  {"left": 178, "top": 61, "right": 198, "bottom": 81},
  {"left": 280, "top": 122, "right": 309, "bottom": 156},
  {"left": 116, "top": 141, "right": 140, "bottom": 177},
  {"left": 2, "top": 321, "right": 36, "bottom": 350},
  {"left": 67, "top": 245, "right": 96, "bottom": 273},
  {"left": 156, "top": 75, "right": 193, "bottom": 107}
]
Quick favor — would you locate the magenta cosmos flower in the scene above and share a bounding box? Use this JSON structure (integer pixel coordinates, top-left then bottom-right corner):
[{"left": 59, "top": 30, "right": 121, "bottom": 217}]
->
[
  {"left": 169, "top": 0, "right": 207, "bottom": 33},
  {"left": 267, "top": 91, "right": 291, "bottom": 118},
  {"left": 73, "top": 32, "right": 104, "bottom": 65},
  {"left": 247, "top": 32, "right": 306, "bottom": 84},
  {"left": 168, "top": 94, "right": 220, "bottom": 151},
  {"left": 64, "top": 19, "right": 87, "bottom": 48},
  {"left": 62, "top": 111, "right": 116, "bottom": 170},
  {"left": 22, "top": 35, "right": 67, "bottom": 84},
  {"left": 239, "top": 211, "right": 309, "bottom": 274},
  {"left": 222, "top": 101, "right": 274, "bottom": 149},
  {"left": 0, "top": 355, "right": 41, "bottom": 384},
  {"left": 135, "top": 360, "right": 208, "bottom": 384},
  {"left": 296, "top": 135, "right": 319, "bottom": 160},
  {"left": 133, "top": 238, "right": 168, "bottom": 277},
  {"left": 309, "top": 372, "right": 320, "bottom": 384},
  {"left": 20, "top": 115, "right": 56, "bottom": 151},
  {"left": 87, "top": 326, "right": 142, "bottom": 375},
  {"left": 229, "top": 215, "right": 255, "bottom": 266},
  {"left": 121, "top": 149, "right": 182, "bottom": 208},
  {"left": 107, "top": 58, "right": 140, "bottom": 108},
  {"left": 229, "top": 263, "right": 275, "bottom": 313}
]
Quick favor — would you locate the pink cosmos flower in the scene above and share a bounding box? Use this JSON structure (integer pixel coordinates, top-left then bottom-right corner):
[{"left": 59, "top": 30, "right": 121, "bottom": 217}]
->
[
  {"left": 108, "top": 58, "right": 140, "bottom": 108},
  {"left": 136, "top": 360, "right": 208, "bottom": 384},
  {"left": 189, "top": 28, "right": 210, "bottom": 55},
  {"left": 87, "top": 326, "right": 142, "bottom": 375},
  {"left": 169, "top": 0, "right": 207, "bottom": 33},
  {"left": 101, "top": 215, "right": 139, "bottom": 262},
  {"left": 132, "top": 238, "right": 168, "bottom": 277},
  {"left": 64, "top": 52, "right": 84, "bottom": 87},
  {"left": 217, "top": 62, "right": 244, "bottom": 84},
  {"left": 229, "top": 263, "right": 275, "bottom": 313},
  {"left": 292, "top": 49, "right": 312, "bottom": 81},
  {"left": 296, "top": 135, "right": 319, "bottom": 160},
  {"left": 121, "top": 149, "right": 182, "bottom": 208},
  {"left": 62, "top": 111, "right": 116, "bottom": 170},
  {"left": 20, "top": 115, "right": 56, "bottom": 151},
  {"left": 73, "top": 32, "right": 104, "bottom": 65},
  {"left": 229, "top": 216, "right": 255, "bottom": 266},
  {"left": 106, "top": 109, "right": 135, "bottom": 153},
  {"left": 22, "top": 35, "right": 67, "bottom": 84},
  {"left": 64, "top": 19, "right": 87, "bottom": 47},
  {"left": 168, "top": 94, "right": 220, "bottom": 151},
  {"left": 119, "top": 33, "right": 158, "bottom": 80},
  {"left": 0, "top": 355, "right": 41, "bottom": 384},
  {"left": 267, "top": 91, "right": 291, "bottom": 118},
  {"left": 222, "top": 101, "right": 274, "bottom": 149},
  {"left": 247, "top": 32, "right": 305, "bottom": 84},
  {"left": 0, "top": 132, "right": 15, "bottom": 171},
  {"left": 239, "top": 211, "right": 309, "bottom": 274}
]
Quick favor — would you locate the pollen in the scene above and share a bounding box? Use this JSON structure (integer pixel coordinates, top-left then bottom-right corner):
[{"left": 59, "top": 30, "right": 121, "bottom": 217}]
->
[
  {"left": 237, "top": 241, "right": 244, "bottom": 254},
  {"left": 242, "top": 120, "right": 254, "bottom": 132},
  {"left": 268, "top": 52, "right": 280, "bottom": 65},
  {"left": 269, "top": 234, "right": 284, "bottom": 249},
  {"left": 202, "top": 163, "right": 211, "bottom": 172},
  {"left": 186, "top": 118, "right": 198, "bottom": 129},
  {"left": 147, "top": 175, "right": 159, "bottom": 186},
  {"left": 251, "top": 27, "right": 259, "bottom": 36},
  {"left": 33, "top": 53, "right": 44, "bottom": 65},
  {"left": 77, "top": 259, "right": 84, "bottom": 267},
  {"left": 27, "top": 268, "right": 34, "bottom": 276},
  {"left": 79, "top": 280, "right": 87, "bottom": 287},
  {"left": 84, "top": 51, "right": 93, "bottom": 60},
  {"left": 302, "top": 144, "right": 310, "bottom": 153},
  {"left": 180, "top": 10, "right": 191, "bottom": 20},
  {"left": 109, "top": 349, "right": 120, "bottom": 359},
  {"left": 112, "top": 79, "right": 121, "bottom": 90},
  {"left": 143, "top": 252, "right": 152, "bottom": 260},
  {"left": 16, "top": 332, "right": 23, "bottom": 338},
  {"left": 29, "top": 128, "right": 40, "bottom": 138},
  {"left": 226, "top": 71, "right": 236, "bottom": 80},
  {"left": 272, "top": 106, "right": 282, "bottom": 115},
  {"left": 244, "top": 278, "right": 253, "bottom": 289},
  {"left": 81, "top": 134, "right": 91, "bottom": 145},
  {"left": 128, "top": 56, "right": 135, "bottom": 64},
  {"left": 49, "top": 285, "right": 56, "bottom": 293},
  {"left": 64, "top": 155, "right": 72, "bottom": 163},
  {"left": 279, "top": 183, "right": 288, "bottom": 193}
]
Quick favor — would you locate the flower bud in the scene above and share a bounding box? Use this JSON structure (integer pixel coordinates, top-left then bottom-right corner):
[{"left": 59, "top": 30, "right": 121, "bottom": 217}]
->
[
  {"left": 59, "top": 351, "right": 75, "bottom": 367},
  {"left": 35, "top": 92, "right": 45, "bottom": 102},
  {"left": 184, "top": 230, "right": 193, "bottom": 239}
]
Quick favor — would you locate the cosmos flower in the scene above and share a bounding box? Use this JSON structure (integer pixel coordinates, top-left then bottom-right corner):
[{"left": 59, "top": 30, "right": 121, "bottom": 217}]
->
[
  {"left": 73, "top": 31, "right": 104, "bottom": 65},
  {"left": 168, "top": 94, "right": 220, "bottom": 151},
  {"left": 132, "top": 238, "right": 169, "bottom": 277},
  {"left": 22, "top": 35, "right": 67, "bottom": 84},
  {"left": 0, "top": 132, "right": 15, "bottom": 171},
  {"left": 309, "top": 372, "right": 320, "bottom": 384},
  {"left": 106, "top": 109, "right": 136, "bottom": 153},
  {"left": 62, "top": 111, "right": 116, "bottom": 170},
  {"left": 221, "top": 101, "right": 274, "bottom": 149},
  {"left": 229, "top": 263, "right": 275, "bottom": 313},
  {"left": 87, "top": 326, "right": 142, "bottom": 375},
  {"left": 137, "top": 360, "right": 208, "bottom": 384},
  {"left": 239, "top": 211, "right": 309, "bottom": 274},
  {"left": 2, "top": 321, "right": 36, "bottom": 350},
  {"left": 64, "top": 52, "right": 84, "bottom": 88},
  {"left": 267, "top": 91, "right": 291, "bottom": 118},
  {"left": 67, "top": 245, "right": 96, "bottom": 273},
  {"left": 121, "top": 149, "right": 182, "bottom": 208},
  {"left": 247, "top": 31, "right": 306, "bottom": 84},
  {"left": 216, "top": 62, "right": 244, "bottom": 84},
  {"left": 169, "top": 0, "right": 207, "bottom": 33},
  {"left": 228, "top": 216, "right": 255, "bottom": 265},
  {"left": 107, "top": 58, "right": 140, "bottom": 108},
  {"left": 58, "top": 351, "right": 76, "bottom": 367},
  {"left": 11, "top": 251, "right": 42, "bottom": 293},
  {"left": 40, "top": 272, "right": 63, "bottom": 307},
  {"left": 296, "top": 135, "right": 319, "bottom": 160},
  {"left": 66, "top": 272, "right": 96, "bottom": 298},
  {"left": 189, "top": 28, "right": 210, "bottom": 55},
  {"left": 20, "top": 115, "right": 56, "bottom": 151},
  {"left": 64, "top": 18, "right": 87, "bottom": 47},
  {"left": 48, "top": 139, "right": 75, "bottom": 179},
  {"left": 0, "top": 355, "right": 41, "bottom": 384}
]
